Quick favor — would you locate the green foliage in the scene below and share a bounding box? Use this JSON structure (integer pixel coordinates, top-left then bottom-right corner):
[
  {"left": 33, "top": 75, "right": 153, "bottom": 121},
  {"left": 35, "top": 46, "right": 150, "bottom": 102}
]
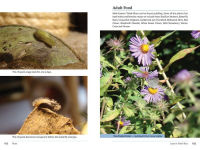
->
[
  {"left": 151, "top": 31, "right": 175, "bottom": 48},
  {"left": 164, "top": 46, "right": 200, "bottom": 72},
  {"left": 119, "top": 126, "right": 134, "bottom": 134},
  {"left": 100, "top": 72, "right": 113, "bottom": 96},
  {"left": 123, "top": 104, "right": 136, "bottom": 117},
  {"left": 104, "top": 97, "right": 113, "bottom": 108},
  {"left": 101, "top": 109, "right": 120, "bottom": 122}
]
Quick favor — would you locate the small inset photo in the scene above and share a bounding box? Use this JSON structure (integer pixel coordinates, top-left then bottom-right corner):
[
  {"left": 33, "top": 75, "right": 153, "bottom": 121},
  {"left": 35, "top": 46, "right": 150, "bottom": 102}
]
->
[
  {"left": 100, "top": 30, "right": 200, "bottom": 138},
  {"left": 0, "top": 12, "right": 87, "bottom": 69},
  {"left": 0, "top": 76, "right": 87, "bottom": 134}
]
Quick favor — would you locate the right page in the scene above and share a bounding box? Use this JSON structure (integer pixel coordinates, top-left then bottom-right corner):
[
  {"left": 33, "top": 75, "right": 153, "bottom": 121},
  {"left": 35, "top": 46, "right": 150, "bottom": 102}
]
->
[{"left": 99, "top": 0, "right": 200, "bottom": 148}]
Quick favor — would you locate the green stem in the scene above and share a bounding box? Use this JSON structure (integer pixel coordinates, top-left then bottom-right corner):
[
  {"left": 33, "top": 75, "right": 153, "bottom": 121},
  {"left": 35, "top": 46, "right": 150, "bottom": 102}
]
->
[
  {"left": 161, "top": 111, "right": 165, "bottom": 120},
  {"left": 100, "top": 99, "right": 106, "bottom": 121},
  {"left": 140, "top": 30, "right": 186, "bottom": 119},
  {"left": 116, "top": 103, "right": 124, "bottom": 134},
  {"left": 141, "top": 78, "right": 145, "bottom": 90},
  {"left": 185, "top": 87, "right": 196, "bottom": 104},
  {"left": 113, "top": 50, "right": 117, "bottom": 65},
  {"left": 116, "top": 56, "right": 129, "bottom": 68}
]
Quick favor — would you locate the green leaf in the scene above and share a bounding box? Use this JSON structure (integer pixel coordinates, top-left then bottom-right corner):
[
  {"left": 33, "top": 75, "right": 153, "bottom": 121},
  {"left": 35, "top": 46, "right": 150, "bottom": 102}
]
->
[
  {"left": 148, "top": 110, "right": 160, "bottom": 122},
  {"left": 119, "top": 126, "right": 134, "bottom": 134},
  {"left": 170, "top": 103, "right": 185, "bottom": 111},
  {"left": 151, "top": 31, "right": 175, "bottom": 48},
  {"left": 135, "top": 120, "right": 143, "bottom": 134},
  {"left": 120, "top": 51, "right": 127, "bottom": 59},
  {"left": 113, "top": 76, "right": 125, "bottom": 86},
  {"left": 100, "top": 34, "right": 112, "bottom": 46},
  {"left": 101, "top": 109, "right": 120, "bottom": 122},
  {"left": 100, "top": 128, "right": 107, "bottom": 134},
  {"left": 172, "top": 128, "right": 182, "bottom": 138},
  {"left": 100, "top": 55, "right": 116, "bottom": 69},
  {"left": 115, "top": 56, "right": 122, "bottom": 64},
  {"left": 169, "top": 95, "right": 185, "bottom": 105},
  {"left": 120, "top": 64, "right": 136, "bottom": 74},
  {"left": 134, "top": 97, "right": 147, "bottom": 110},
  {"left": 176, "top": 113, "right": 185, "bottom": 122},
  {"left": 136, "top": 31, "right": 151, "bottom": 39},
  {"left": 156, "top": 124, "right": 162, "bottom": 129},
  {"left": 100, "top": 72, "right": 114, "bottom": 96},
  {"left": 111, "top": 83, "right": 119, "bottom": 89},
  {"left": 130, "top": 96, "right": 143, "bottom": 101},
  {"left": 145, "top": 125, "right": 152, "bottom": 134},
  {"left": 164, "top": 113, "right": 175, "bottom": 124},
  {"left": 123, "top": 104, "right": 136, "bottom": 117},
  {"left": 101, "top": 124, "right": 114, "bottom": 128},
  {"left": 164, "top": 45, "right": 200, "bottom": 72},
  {"left": 0, "top": 25, "right": 81, "bottom": 67},
  {"left": 105, "top": 97, "right": 113, "bottom": 108}
]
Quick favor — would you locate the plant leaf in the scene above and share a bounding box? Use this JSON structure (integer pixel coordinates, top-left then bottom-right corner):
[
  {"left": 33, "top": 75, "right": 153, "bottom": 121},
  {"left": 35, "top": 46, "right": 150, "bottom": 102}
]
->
[
  {"left": 113, "top": 76, "right": 125, "bottom": 86},
  {"left": 100, "top": 55, "right": 116, "bottom": 69},
  {"left": 172, "top": 128, "right": 182, "bottom": 138},
  {"left": 169, "top": 95, "right": 185, "bottom": 105},
  {"left": 0, "top": 25, "right": 81, "bottom": 67},
  {"left": 101, "top": 124, "right": 114, "bottom": 128},
  {"left": 164, "top": 46, "right": 200, "bottom": 72},
  {"left": 100, "top": 72, "right": 114, "bottom": 96},
  {"left": 100, "top": 34, "right": 112, "bottom": 46},
  {"left": 164, "top": 113, "right": 175, "bottom": 124},
  {"left": 123, "top": 104, "right": 136, "bottom": 117},
  {"left": 105, "top": 97, "right": 113, "bottom": 108},
  {"left": 136, "top": 31, "right": 151, "bottom": 38},
  {"left": 151, "top": 31, "right": 175, "bottom": 48},
  {"left": 119, "top": 126, "right": 134, "bottom": 134},
  {"left": 145, "top": 125, "right": 152, "bottom": 134},
  {"left": 120, "top": 64, "right": 136, "bottom": 74},
  {"left": 115, "top": 56, "right": 122, "bottom": 64},
  {"left": 100, "top": 128, "right": 107, "bottom": 134},
  {"left": 101, "top": 109, "right": 120, "bottom": 122}
]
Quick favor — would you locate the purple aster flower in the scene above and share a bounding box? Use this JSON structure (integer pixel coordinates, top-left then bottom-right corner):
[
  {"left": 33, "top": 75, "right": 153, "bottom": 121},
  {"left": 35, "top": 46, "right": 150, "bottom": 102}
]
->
[
  {"left": 174, "top": 69, "right": 193, "bottom": 83},
  {"left": 191, "top": 31, "right": 200, "bottom": 39},
  {"left": 141, "top": 86, "right": 165, "bottom": 103},
  {"left": 133, "top": 67, "right": 158, "bottom": 79},
  {"left": 106, "top": 37, "right": 124, "bottom": 51},
  {"left": 129, "top": 35, "right": 155, "bottom": 66},
  {"left": 124, "top": 76, "right": 132, "bottom": 83},
  {"left": 117, "top": 117, "right": 131, "bottom": 127}
]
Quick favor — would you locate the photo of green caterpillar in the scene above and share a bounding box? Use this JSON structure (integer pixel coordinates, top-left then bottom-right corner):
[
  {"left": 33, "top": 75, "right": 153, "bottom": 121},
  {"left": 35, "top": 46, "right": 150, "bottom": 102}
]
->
[
  {"left": 100, "top": 30, "right": 200, "bottom": 137},
  {"left": 0, "top": 12, "right": 87, "bottom": 69}
]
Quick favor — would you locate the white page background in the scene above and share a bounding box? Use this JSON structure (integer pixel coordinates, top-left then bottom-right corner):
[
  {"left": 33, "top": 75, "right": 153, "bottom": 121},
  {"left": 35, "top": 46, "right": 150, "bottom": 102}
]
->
[{"left": 0, "top": 0, "right": 200, "bottom": 150}]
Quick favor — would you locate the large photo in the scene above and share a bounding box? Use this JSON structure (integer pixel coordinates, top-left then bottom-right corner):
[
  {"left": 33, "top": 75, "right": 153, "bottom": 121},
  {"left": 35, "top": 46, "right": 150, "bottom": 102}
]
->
[{"left": 100, "top": 30, "right": 200, "bottom": 137}]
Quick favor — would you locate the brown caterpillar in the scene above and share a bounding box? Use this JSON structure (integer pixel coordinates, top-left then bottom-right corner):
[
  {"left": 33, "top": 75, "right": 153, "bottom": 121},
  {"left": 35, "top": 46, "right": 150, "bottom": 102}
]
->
[{"left": 33, "top": 97, "right": 61, "bottom": 111}]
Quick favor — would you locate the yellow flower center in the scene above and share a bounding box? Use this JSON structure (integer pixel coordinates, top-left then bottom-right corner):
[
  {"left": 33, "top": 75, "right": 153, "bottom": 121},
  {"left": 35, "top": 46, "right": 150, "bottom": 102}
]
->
[
  {"left": 148, "top": 88, "right": 158, "bottom": 94},
  {"left": 118, "top": 121, "right": 124, "bottom": 126},
  {"left": 141, "top": 44, "right": 150, "bottom": 53}
]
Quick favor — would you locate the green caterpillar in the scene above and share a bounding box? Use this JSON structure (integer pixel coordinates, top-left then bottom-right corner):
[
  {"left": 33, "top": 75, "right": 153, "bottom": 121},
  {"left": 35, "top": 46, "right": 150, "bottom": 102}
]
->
[{"left": 34, "top": 29, "right": 56, "bottom": 48}]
